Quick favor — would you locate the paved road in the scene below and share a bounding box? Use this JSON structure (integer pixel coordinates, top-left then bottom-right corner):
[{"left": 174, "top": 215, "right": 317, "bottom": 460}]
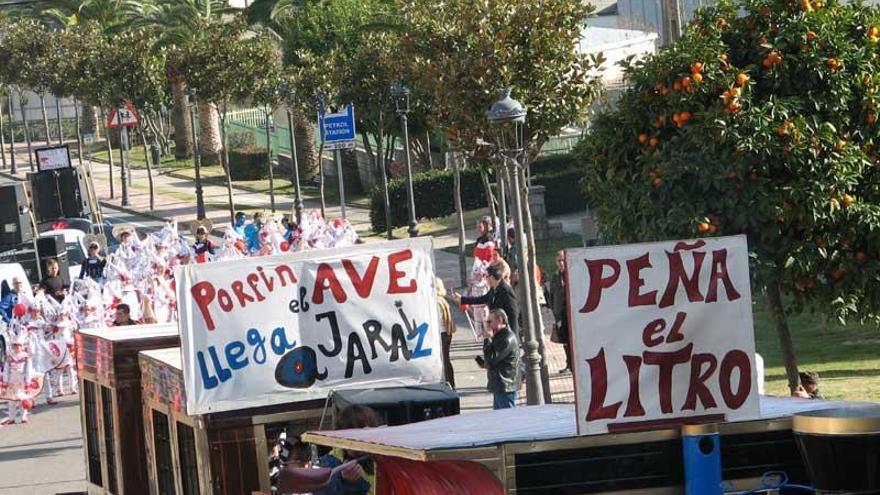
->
[{"left": 0, "top": 205, "right": 164, "bottom": 495}]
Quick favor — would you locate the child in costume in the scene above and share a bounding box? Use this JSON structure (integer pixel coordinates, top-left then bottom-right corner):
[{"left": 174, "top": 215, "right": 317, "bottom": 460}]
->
[{"left": 0, "top": 307, "right": 43, "bottom": 425}]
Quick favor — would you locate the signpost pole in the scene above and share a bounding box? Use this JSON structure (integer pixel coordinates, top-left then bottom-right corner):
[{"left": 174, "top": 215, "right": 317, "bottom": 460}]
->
[{"left": 335, "top": 148, "right": 346, "bottom": 220}]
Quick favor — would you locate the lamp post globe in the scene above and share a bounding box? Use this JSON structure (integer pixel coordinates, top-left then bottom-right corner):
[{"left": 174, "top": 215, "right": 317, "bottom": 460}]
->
[
  {"left": 391, "top": 83, "right": 418, "bottom": 237},
  {"left": 487, "top": 87, "right": 545, "bottom": 406}
]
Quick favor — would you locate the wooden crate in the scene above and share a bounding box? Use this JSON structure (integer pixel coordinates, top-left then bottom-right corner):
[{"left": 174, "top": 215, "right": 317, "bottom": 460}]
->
[
  {"left": 76, "top": 323, "right": 181, "bottom": 495},
  {"left": 140, "top": 348, "right": 326, "bottom": 495}
]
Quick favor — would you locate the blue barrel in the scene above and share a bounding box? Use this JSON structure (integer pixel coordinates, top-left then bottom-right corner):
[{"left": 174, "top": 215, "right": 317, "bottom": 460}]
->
[{"left": 682, "top": 423, "right": 723, "bottom": 495}]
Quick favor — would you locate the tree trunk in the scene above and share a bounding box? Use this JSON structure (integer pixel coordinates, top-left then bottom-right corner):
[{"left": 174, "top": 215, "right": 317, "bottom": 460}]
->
[
  {"left": 199, "top": 101, "right": 222, "bottom": 166},
  {"left": 517, "top": 164, "right": 552, "bottom": 404},
  {"left": 497, "top": 167, "right": 509, "bottom": 256},
  {"left": 480, "top": 168, "right": 498, "bottom": 234},
  {"left": 767, "top": 277, "right": 800, "bottom": 393},
  {"left": 73, "top": 98, "right": 84, "bottom": 167},
  {"left": 18, "top": 90, "right": 34, "bottom": 171},
  {"left": 39, "top": 94, "right": 51, "bottom": 144},
  {"left": 100, "top": 107, "right": 115, "bottom": 199},
  {"left": 81, "top": 104, "right": 100, "bottom": 139},
  {"left": 378, "top": 113, "right": 391, "bottom": 240},
  {"left": 0, "top": 96, "right": 6, "bottom": 169},
  {"left": 318, "top": 141, "right": 326, "bottom": 218},
  {"left": 138, "top": 126, "right": 155, "bottom": 211},
  {"left": 218, "top": 105, "right": 235, "bottom": 223},
  {"left": 292, "top": 108, "right": 318, "bottom": 176},
  {"left": 452, "top": 151, "right": 467, "bottom": 288},
  {"left": 7, "top": 97, "right": 16, "bottom": 174},
  {"left": 55, "top": 96, "right": 63, "bottom": 144},
  {"left": 170, "top": 78, "right": 193, "bottom": 158}
]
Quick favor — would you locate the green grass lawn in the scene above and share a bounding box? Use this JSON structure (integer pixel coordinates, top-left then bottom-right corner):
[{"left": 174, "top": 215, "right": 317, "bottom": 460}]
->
[
  {"left": 753, "top": 302, "right": 880, "bottom": 402},
  {"left": 90, "top": 143, "right": 194, "bottom": 170}
]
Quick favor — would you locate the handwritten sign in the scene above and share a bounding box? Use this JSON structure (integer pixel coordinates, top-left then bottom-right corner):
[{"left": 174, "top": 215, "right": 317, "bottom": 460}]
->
[
  {"left": 176, "top": 238, "right": 443, "bottom": 415},
  {"left": 567, "top": 235, "right": 759, "bottom": 435}
]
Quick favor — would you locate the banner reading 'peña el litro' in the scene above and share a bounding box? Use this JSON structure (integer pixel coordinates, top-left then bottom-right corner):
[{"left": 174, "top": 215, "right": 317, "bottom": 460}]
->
[
  {"left": 567, "top": 235, "right": 760, "bottom": 435},
  {"left": 176, "top": 238, "right": 443, "bottom": 415}
]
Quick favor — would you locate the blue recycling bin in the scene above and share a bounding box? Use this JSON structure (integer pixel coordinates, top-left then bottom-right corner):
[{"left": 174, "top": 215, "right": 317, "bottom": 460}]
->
[{"left": 682, "top": 423, "right": 723, "bottom": 495}]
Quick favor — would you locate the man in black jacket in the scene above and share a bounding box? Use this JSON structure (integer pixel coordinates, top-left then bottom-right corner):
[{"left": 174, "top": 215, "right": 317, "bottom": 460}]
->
[
  {"left": 453, "top": 264, "right": 520, "bottom": 336},
  {"left": 477, "top": 309, "right": 521, "bottom": 409}
]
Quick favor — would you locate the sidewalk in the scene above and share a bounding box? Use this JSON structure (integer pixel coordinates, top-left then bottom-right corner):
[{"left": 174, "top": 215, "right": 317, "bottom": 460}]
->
[{"left": 0, "top": 141, "right": 576, "bottom": 409}]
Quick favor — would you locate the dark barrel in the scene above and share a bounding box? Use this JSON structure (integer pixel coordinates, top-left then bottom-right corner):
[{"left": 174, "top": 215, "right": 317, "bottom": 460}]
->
[{"left": 793, "top": 406, "right": 880, "bottom": 494}]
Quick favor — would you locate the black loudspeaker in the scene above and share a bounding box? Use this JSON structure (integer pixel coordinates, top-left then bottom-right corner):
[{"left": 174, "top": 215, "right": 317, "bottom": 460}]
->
[
  {"left": 37, "top": 233, "right": 70, "bottom": 286},
  {"left": 0, "top": 182, "right": 35, "bottom": 246},
  {"left": 28, "top": 168, "right": 84, "bottom": 222},
  {"left": 332, "top": 383, "right": 460, "bottom": 427}
]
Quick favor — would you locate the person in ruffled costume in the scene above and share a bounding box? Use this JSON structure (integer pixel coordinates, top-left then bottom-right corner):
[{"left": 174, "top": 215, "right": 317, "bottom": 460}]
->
[
  {"left": 0, "top": 304, "right": 43, "bottom": 425},
  {"left": 463, "top": 216, "right": 496, "bottom": 339}
]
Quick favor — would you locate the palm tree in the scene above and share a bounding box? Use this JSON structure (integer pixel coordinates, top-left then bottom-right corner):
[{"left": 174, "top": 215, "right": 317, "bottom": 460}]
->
[
  {"left": 247, "top": 0, "right": 320, "bottom": 179},
  {"left": 136, "top": 0, "right": 232, "bottom": 164}
]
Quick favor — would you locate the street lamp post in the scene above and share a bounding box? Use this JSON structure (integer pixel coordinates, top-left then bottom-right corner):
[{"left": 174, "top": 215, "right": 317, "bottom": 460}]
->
[
  {"left": 488, "top": 88, "right": 545, "bottom": 406},
  {"left": 391, "top": 83, "right": 418, "bottom": 237},
  {"left": 187, "top": 87, "right": 206, "bottom": 220}
]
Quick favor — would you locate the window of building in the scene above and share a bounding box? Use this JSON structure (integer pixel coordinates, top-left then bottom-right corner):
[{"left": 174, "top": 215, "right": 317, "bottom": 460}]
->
[
  {"left": 177, "top": 422, "right": 200, "bottom": 495},
  {"left": 83, "top": 380, "right": 103, "bottom": 487},
  {"left": 153, "top": 410, "right": 177, "bottom": 495},
  {"left": 100, "top": 386, "right": 118, "bottom": 494}
]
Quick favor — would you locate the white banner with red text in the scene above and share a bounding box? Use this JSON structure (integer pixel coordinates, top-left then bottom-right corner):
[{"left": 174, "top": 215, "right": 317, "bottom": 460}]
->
[
  {"left": 177, "top": 238, "right": 443, "bottom": 415},
  {"left": 567, "top": 235, "right": 759, "bottom": 435}
]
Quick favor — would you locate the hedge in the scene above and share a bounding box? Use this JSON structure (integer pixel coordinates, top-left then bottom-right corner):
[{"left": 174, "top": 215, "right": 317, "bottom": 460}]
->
[
  {"left": 535, "top": 168, "right": 589, "bottom": 215},
  {"left": 370, "top": 168, "right": 486, "bottom": 232},
  {"left": 229, "top": 148, "right": 270, "bottom": 180},
  {"left": 368, "top": 153, "right": 589, "bottom": 232},
  {"left": 530, "top": 153, "right": 581, "bottom": 176}
]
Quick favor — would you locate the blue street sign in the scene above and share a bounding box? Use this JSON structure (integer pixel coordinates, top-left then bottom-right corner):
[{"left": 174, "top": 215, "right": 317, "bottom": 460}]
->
[{"left": 319, "top": 104, "right": 356, "bottom": 150}]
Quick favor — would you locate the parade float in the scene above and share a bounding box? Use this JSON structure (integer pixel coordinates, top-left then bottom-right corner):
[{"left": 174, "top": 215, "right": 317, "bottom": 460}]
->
[
  {"left": 76, "top": 323, "right": 180, "bottom": 495},
  {"left": 133, "top": 237, "right": 457, "bottom": 495},
  {"left": 300, "top": 236, "right": 880, "bottom": 494}
]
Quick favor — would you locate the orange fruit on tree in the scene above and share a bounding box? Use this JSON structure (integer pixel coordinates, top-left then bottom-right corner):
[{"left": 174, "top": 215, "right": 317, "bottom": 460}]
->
[
  {"left": 682, "top": 76, "right": 692, "bottom": 89},
  {"left": 868, "top": 113, "right": 877, "bottom": 125},
  {"left": 673, "top": 80, "right": 683, "bottom": 92},
  {"left": 649, "top": 137, "right": 659, "bottom": 147},
  {"left": 736, "top": 73, "right": 750, "bottom": 86},
  {"left": 692, "top": 72, "right": 704, "bottom": 84},
  {"left": 652, "top": 177, "right": 664, "bottom": 187},
  {"left": 697, "top": 221, "right": 710, "bottom": 233},
  {"left": 708, "top": 224, "right": 718, "bottom": 234},
  {"left": 680, "top": 111, "right": 693, "bottom": 122},
  {"left": 842, "top": 193, "right": 855, "bottom": 207},
  {"left": 691, "top": 62, "right": 704, "bottom": 74},
  {"left": 638, "top": 133, "right": 649, "bottom": 144},
  {"left": 807, "top": 31, "right": 817, "bottom": 42}
]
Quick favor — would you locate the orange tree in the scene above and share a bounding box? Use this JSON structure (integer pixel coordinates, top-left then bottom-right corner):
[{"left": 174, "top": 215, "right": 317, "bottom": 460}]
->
[{"left": 582, "top": 0, "right": 880, "bottom": 392}]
